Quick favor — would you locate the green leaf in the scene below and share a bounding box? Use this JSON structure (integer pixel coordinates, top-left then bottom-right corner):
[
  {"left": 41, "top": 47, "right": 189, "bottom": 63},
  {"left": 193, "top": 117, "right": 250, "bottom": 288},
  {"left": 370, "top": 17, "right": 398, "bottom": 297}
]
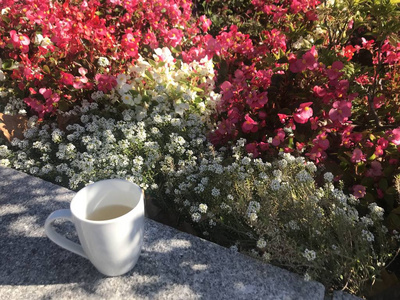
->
[
  {"left": 57, "top": 100, "right": 70, "bottom": 112},
  {"left": 384, "top": 194, "right": 395, "bottom": 211},
  {"left": 385, "top": 186, "right": 397, "bottom": 195},
  {"left": 383, "top": 165, "right": 395, "bottom": 177},
  {"left": 387, "top": 212, "right": 400, "bottom": 230},
  {"left": 192, "top": 87, "right": 204, "bottom": 92},
  {"left": 1, "top": 15, "right": 10, "bottom": 24},
  {"left": 379, "top": 178, "right": 388, "bottom": 191},
  {"left": 2, "top": 59, "right": 13, "bottom": 70},
  {"left": 147, "top": 59, "right": 157, "bottom": 67},
  {"left": 144, "top": 70, "right": 154, "bottom": 81},
  {"left": 364, "top": 192, "right": 375, "bottom": 203},
  {"left": 42, "top": 65, "right": 51, "bottom": 74},
  {"left": 361, "top": 177, "right": 374, "bottom": 187}
]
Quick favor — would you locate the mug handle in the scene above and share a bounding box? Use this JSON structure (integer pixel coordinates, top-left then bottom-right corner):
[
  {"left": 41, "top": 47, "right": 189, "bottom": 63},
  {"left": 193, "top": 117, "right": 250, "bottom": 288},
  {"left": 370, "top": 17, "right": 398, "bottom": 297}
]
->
[{"left": 45, "top": 209, "right": 88, "bottom": 259}]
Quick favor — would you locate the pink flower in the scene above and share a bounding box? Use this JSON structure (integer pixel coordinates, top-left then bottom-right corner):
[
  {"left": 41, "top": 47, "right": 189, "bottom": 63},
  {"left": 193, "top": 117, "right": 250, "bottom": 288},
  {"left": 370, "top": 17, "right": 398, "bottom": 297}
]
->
[
  {"left": 242, "top": 114, "right": 258, "bottom": 133},
  {"left": 388, "top": 127, "right": 400, "bottom": 145},
  {"left": 199, "top": 15, "right": 212, "bottom": 32},
  {"left": 227, "top": 107, "right": 241, "bottom": 123},
  {"left": 329, "top": 100, "right": 352, "bottom": 123},
  {"left": 313, "top": 85, "right": 326, "bottom": 97},
  {"left": 374, "top": 145, "right": 384, "bottom": 157},
  {"left": 220, "top": 81, "right": 234, "bottom": 102},
  {"left": 60, "top": 72, "right": 74, "bottom": 86},
  {"left": 327, "top": 61, "right": 344, "bottom": 80},
  {"left": 95, "top": 74, "right": 117, "bottom": 93},
  {"left": 293, "top": 102, "right": 313, "bottom": 124},
  {"left": 271, "top": 129, "right": 285, "bottom": 146},
  {"left": 351, "top": 148, "right": 366, "bottom": 163},
  {"left": 10, "top": 30, "right": 30, "bottom": 53},
  {"left": 245, "top": 142, "right": 260, "bottom": 158},
  {"left": 352, "top": 185, "right": 366, "bottom": 199},
  {"left": 366, "top": 161, "right": 383, "bottom": 177},
  {"left": 289, "top": 47, "right": 318, "bottom": 73},
  {"left": 165, "top": 28, "right": 183, "bottom": 47}
]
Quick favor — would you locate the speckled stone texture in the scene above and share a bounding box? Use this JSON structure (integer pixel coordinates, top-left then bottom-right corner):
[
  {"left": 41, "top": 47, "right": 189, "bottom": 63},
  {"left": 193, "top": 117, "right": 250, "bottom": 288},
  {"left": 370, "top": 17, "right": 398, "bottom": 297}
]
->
[
  {"left": 0, "top": 166, "right": 326, "bottom": 300},
  {"left": 332, "top": 291, "right": 363, "bottom": 300}
]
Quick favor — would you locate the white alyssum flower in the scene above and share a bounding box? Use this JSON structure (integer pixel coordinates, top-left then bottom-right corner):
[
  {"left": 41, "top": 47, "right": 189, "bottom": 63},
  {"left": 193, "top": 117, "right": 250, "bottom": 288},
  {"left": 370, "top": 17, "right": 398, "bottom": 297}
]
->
[
  {"left": 270, "top": 179, "right": 281, "bottom": 191},
  {"left": 199, "top": 203, "right": 208, "bottom": 214},
  {"left": 98, "top": 57, "right": 110, "bottom": 67},
  {"left": 362, "top": 230, "right": 375, "bottom": 242},
  {"left": 324, "top": 172, "right": 334, "bottom": 182},
  {"left": 368, "top": 203, "right": 384, "bottom": 220},
  {"left": 303, "top": 249, "right": 317, "bottom": 261},
  {"left": 257, "top": 238, "right": 267, "bottom": 249},
  {"left": 191, "top": 212, "right": 201, "bottom": 222},
  {"left": 296, "top": 170, "right": 313, "bottom": 182},
  {"left": 211, "top": 187, "right": 220, "bottom": 197}
]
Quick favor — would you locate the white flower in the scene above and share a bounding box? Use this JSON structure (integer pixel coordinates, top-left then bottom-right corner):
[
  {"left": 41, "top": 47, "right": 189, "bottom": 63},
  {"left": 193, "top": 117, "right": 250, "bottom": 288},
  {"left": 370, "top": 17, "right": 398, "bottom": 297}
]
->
[
  {"left": 262, "top": 252, "right": 271, "bottom": 262},
  {"left": 199, "top": 203, "right": 208, "bottom": 214},
  {"left": 323, "top": 172, "right": 334, "bottom": 182},
  {"left": 51, "top": 129, "right": 64, "bottom": 143},
  {"left": 211, "top": 187, "right": 220, "bottom": 197},
  {"left": 0, "top": 70, "right": 5, "bottom": 81},
  {"left": 362, "top": 230, "right": 374, "bottom": 242},
  {"left": 270, "top": 179, "right": 281, "bottom": 191},
  {"left": 277, "top": 159, "right": 288, "bottom": 170},
  {"left": 360, "top": 216, "right": 374, "bottom": 227},
  {"left": 257, "top": 238, "right": 267, "bottom": 249},
  {"left": 230, "top": 245, "right": 238, "bottom": 252},
  {"left": 305, "top": 162, "right": 317, "bottom": 173},
  {"left": 122, "top": 94, "right": 134, "bottom": 105},
  {"left": 368, "top": 203, "right": 384, "bottom": 220},
  {"left": 249, "top": 212, "right": 258, "bottom": 222},
  {"left": 304, "top": 273, "right": 311, "bottom": 282},
  {"left": 272, "top": 169, "right": 282, "bottom": 179},
  {"left": 303, "top": 249, "right": 316, "bottom": 261},
  {"left": 296, "top": 170, "right": 313, "bottom": 182},
  {"left": 98, "top": 57, "right": 110, "bottom": 67},
  {"left": 191, "top": 212, "right": 201, "bottom": 222},
  {"left": 288, "top": 220, "right": 300, "bottom": 230}
]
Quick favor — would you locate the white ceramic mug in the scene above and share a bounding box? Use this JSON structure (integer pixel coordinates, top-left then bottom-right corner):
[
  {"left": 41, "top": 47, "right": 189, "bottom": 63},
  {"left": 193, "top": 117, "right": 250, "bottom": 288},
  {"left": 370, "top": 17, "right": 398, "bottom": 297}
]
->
[{"left": 45, "top": 179, "right": 145, "bottom": 276}]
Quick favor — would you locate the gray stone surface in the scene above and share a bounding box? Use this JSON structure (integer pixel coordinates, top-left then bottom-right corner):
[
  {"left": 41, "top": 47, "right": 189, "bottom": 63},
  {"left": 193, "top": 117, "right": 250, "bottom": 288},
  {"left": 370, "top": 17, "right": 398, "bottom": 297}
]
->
[
  {"left": 332, "top": 291, "right": 363, "bottom": 300},
  {"left": 0, "top": 166, "right": 326, "bottom": 300}
]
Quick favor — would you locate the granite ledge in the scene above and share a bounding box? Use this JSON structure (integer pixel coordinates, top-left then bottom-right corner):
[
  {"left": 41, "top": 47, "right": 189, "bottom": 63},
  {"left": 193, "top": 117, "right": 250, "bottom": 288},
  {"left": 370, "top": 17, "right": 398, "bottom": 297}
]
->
[{"left": 0, "top": 166, "right": 356, "bottom": 300}]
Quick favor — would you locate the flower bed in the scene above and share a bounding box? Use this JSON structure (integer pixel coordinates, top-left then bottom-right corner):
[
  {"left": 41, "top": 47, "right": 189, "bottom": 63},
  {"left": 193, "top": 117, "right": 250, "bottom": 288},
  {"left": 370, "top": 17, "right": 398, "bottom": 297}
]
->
[{"left": 1, "top": 0, "right": 400, "bottom": 297}]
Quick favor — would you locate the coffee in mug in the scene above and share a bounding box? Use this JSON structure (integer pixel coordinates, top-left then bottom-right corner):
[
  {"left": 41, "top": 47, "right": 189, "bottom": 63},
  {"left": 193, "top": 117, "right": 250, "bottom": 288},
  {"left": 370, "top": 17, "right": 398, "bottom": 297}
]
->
[{"left": 45, "top": 179, "right": 145, "bottom": 276}]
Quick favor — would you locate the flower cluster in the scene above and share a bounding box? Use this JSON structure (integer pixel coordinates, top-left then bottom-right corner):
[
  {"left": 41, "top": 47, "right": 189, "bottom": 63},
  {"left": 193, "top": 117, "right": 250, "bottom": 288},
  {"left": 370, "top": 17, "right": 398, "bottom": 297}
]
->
[
  {"left": 1, "top": 47, "right": 398, "bottom": 295},
  {"left": 0, "top": 0, "right": 202, "bottom": 117},
  {"left": 162, "top": 142, "right": 396, "bottom": 294},
  {"left": 1, "top": 0, "right": 400, "bottom": 297}
]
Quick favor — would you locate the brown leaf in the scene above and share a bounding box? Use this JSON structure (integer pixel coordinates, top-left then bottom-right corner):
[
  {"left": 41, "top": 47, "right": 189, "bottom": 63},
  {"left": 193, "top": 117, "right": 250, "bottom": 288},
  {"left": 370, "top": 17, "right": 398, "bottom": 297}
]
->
[
  {"left": 56, "top": 113, "right": 80, "bottom": 131},
  {"left": 368, "top": 269, "right": 400, "bottom": 298},
  {"left": 0, "top": 113, "right": 28, "bottom": 142}
]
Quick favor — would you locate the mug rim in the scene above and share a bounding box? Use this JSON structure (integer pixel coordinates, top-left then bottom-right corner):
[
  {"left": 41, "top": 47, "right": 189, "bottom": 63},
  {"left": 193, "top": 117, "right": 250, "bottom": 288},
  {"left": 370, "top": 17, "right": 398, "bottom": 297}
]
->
[{"left": 70, "top": 179, "right": 144, "bottom": 224}]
